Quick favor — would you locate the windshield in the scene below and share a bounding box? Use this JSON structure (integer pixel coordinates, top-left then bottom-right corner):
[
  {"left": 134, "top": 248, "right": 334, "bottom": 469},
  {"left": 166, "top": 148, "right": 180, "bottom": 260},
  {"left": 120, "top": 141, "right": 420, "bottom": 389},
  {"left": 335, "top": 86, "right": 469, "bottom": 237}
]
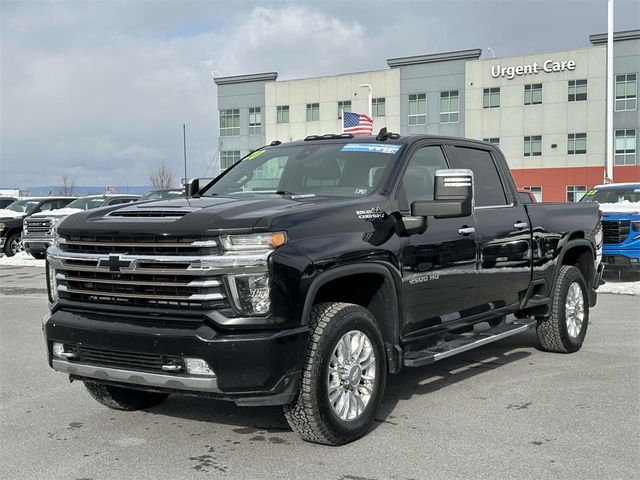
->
[
  {"left": 66, "top": 196, "right": 107, "bottom": 210},
  {"left": 140, "top": 190, "right": 184, "bottom": 201},
  {"left": 6, "top": 199, "right": 40, "bottom": 214},
  {"left": 202, "top": 143, "right": 403, "bottom": 198},
  {"left": 580, "top": 186, "right": 640, "bottom": 204}
]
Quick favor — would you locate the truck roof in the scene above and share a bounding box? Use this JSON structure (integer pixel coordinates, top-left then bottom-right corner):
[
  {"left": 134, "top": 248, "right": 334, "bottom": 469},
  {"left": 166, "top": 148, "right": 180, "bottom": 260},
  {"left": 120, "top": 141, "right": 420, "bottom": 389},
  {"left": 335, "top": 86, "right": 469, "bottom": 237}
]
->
[
  {"left": 271, "top": 133, "right": 491, "bottom": 149},
  {"left": 592, "top": 182, "right": 640, "bottom": 189}
]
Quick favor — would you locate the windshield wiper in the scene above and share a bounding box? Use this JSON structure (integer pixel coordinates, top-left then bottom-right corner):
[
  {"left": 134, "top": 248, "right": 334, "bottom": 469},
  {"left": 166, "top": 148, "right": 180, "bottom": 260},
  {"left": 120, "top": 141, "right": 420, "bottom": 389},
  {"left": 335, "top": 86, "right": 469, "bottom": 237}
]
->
[{"left": 275, "top": 191, "right": 296, "bottom": 196}]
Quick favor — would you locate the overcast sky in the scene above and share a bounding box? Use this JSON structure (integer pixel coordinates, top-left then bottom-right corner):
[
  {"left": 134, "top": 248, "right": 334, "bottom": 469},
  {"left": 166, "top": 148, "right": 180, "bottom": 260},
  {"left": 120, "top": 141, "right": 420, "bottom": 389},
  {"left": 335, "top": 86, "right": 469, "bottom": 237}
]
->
[{"left": 1, "top": 0, "right": 638, "bottom": 189}]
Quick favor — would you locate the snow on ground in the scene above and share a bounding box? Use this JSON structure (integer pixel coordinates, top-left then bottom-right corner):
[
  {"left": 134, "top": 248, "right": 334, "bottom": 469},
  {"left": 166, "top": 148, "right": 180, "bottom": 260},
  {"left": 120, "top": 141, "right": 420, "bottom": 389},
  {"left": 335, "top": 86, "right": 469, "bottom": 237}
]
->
[
  {"left": 598, "top": 280, "right": 640, "bottom": 296},
  {"left": 0, "top": 251, "right": 45, "bottom": 267}
]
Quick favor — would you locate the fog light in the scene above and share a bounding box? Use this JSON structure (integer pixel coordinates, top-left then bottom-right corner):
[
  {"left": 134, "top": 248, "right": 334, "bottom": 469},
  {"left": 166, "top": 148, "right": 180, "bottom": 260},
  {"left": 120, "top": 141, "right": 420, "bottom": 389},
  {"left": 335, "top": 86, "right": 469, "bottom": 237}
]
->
[
  {"left": 227, "top": 273, "right": 271, "bottom": 315},
  {"left": 52, "top": 342, "right": 65, "bottom": 358},
  {"left": 52, "top": 342, "right": 78, "bottom": 359},
  {"left": 185, "top": 358, "right": 215, "bottom": 376}
]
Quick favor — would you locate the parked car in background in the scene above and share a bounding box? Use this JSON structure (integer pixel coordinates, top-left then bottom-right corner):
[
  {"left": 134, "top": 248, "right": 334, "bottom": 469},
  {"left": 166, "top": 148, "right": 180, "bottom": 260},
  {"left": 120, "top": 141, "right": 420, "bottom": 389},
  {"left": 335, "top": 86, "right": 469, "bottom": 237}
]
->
[
  {"left": 0, "top": 197, "right": 18, "bottom": 209},
  {"left": 22, "top": 194, "right": 140, "bottom": 259},
  {"left": 0, "top": 197, "right": 76, "bottom": 256},
  {"left": 517, "top": 189, "right": 538, "bottom": 204},
  {"left": 580, "top": 182, "right": 640, "bottom": 275},
  {"left": 139, "top": 188, "right": 184, "bottom": 201}
]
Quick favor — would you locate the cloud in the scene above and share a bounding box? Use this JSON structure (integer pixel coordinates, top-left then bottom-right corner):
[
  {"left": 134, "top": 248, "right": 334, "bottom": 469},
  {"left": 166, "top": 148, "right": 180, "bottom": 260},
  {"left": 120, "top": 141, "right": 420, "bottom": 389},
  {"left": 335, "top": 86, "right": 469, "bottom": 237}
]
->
[{"left": 1, "top": 0, "right": 639, "bottom": 189}]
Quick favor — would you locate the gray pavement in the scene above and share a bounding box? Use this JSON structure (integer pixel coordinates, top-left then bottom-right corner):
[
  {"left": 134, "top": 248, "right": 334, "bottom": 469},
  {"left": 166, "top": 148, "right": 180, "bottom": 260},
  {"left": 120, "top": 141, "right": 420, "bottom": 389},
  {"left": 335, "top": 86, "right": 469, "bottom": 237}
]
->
[{"left": 1, "top": 265, "right": 638, "bottom": 480}]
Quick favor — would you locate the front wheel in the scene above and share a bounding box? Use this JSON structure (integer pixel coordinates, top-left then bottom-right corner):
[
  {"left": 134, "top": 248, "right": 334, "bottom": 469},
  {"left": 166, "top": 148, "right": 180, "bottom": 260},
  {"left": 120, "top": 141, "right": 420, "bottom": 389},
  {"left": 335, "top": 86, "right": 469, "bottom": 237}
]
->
[
  {"left": 3, "top": 232, "right": 23, "bottom": 257},
  {"left": 83, "top": 381, "right": 168, "bottom": 411},
  {"left": 284, "top": 302, "right": 386, "bottom": 446},
  {"left": 536, "top": 265, "right": 589, "bottom": 353}
]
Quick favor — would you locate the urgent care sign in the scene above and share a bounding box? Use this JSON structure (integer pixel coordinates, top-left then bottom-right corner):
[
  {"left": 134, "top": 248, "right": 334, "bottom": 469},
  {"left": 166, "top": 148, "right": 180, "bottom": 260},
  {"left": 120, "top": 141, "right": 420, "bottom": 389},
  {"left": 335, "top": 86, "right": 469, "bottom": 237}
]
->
[{"left": 491, "top": 60, "right": 576, "bottom": 80}]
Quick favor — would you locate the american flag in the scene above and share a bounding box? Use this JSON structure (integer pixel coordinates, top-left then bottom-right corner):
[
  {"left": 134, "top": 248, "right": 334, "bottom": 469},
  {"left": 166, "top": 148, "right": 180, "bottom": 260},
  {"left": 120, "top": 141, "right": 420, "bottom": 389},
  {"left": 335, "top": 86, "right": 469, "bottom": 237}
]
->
[{"left": 343, "top": 111, "right": 373, "bottom": 136}]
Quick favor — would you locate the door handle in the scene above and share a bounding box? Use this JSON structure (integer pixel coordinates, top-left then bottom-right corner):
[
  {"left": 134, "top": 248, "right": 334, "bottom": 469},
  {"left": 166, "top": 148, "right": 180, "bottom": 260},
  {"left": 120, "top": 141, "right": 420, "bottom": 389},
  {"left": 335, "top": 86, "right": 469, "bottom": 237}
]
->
[
  {"left": 458, "top": 226, "right": 475, "bottom": 236},
  {"left": 513, "top": 222, "right": 528, "bottom": 229}
]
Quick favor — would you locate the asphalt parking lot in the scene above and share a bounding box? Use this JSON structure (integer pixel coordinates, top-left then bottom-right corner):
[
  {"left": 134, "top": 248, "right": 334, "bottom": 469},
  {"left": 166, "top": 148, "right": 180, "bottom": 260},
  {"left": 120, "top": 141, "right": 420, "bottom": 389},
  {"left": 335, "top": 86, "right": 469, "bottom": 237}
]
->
[{"left": 1, "top": 265, "right": 638, "bottom": 480}]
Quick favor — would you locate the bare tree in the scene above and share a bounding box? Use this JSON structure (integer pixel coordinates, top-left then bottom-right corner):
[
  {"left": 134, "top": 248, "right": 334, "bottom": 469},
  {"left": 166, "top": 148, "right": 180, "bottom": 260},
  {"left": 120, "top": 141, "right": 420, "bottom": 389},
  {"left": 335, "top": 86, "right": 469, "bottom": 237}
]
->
[
  {"left": 149, "top": 162, "right": 175, "bottom": 189},
  {"left": 58, "top": 175, "right": 75, "bottom": 196}
]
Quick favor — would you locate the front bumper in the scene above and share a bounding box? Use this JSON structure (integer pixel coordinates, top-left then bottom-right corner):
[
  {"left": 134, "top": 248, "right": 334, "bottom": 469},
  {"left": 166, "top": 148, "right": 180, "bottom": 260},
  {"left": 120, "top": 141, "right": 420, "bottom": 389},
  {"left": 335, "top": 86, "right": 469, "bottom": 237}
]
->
[
  {"left": 43, "top": 309, "right": 308, "bottom": 406},
  {"left": 23, "top": 240, "right": 50, "bottom": 254}
]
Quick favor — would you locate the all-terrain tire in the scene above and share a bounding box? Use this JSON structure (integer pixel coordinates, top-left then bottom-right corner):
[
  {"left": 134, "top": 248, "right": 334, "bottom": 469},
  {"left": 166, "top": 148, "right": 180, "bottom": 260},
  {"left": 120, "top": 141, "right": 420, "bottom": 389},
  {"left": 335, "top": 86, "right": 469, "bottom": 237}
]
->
[
  {"left": 83, "top": 381, "right": 168, "bottom": 411},
  {"left": 3, "top": 232, "right": 22, "bottom": 257},
  {"left": 536, "top": 265, "right": 589, "bottom": 353},
  {"left": 283, "top": 302, "right": 386, "bottom": 446}
]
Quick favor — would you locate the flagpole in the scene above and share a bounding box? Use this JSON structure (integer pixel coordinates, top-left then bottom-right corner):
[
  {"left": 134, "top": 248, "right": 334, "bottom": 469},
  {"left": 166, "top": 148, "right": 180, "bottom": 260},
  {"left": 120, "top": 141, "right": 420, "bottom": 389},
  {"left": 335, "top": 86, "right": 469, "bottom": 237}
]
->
[
  {"left": 359, "top": 84, "right": 372, "bottom": 117},
  {"left": 605, "top": 0, "right": 614, "bottom": 182}
]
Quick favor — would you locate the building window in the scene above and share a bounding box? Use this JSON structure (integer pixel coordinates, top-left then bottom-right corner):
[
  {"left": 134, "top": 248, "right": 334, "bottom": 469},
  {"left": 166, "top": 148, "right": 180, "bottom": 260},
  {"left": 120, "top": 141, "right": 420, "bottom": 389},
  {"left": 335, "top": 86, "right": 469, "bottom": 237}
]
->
[
  {"left": 372, "top": 97, "right": 385, "bottom": 117},
  {"left": 220, "top": 150, "right": 241, "bottom": 170},
  {"left": 524, "top": 83, "right": 542, "bottom": 105},
  {"left": 567, "top": 133, "right": 587, "bottom": 155},
  {"left": 408, "top": 93, "right": 426, "bottom": 125},
  {"left": 483, "top": 87, "right": 500, "bottom": 108},
  {"left": 615, "top": 74, "right": 637, "bottom": 111},
  {"left": 566, "top": 185, "right": 587, "bottom": 203},
  {"left": 338, "top": 100, "right": 351, "bottom": 119},
  {"left": 523, "top": 186, "right": 542, "bottom": 202},
  {"left": 249, "top": 107, "right": 262, "bottom": 135},
  {"left": 219, "top": 109, "right": 240, "bottom": 136},
  {"left": 439, "top": 90, "right": 459, "bottom": 123},
  {"left": 483, "top": 137, "right": 500, "bottom": 147},
  {"left": 568, "top": 79, "right": 587, "bottom": 102},
  {"left": 306, "top": 103, "right": 320, "bottom": 122},
  {"left": 615, "top": 129, "right": 637, "bottom": 165},
  {"left": 277, "top": 105, "right": 289, "bottom": 124},
  {"left": 524, "top": 135, "right": 542, "bottom": 157}
]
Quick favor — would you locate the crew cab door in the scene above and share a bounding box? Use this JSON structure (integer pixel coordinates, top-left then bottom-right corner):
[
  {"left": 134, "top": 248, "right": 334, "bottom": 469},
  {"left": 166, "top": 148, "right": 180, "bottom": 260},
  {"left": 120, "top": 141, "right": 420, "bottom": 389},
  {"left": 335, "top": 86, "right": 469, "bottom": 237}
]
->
[
  {"left": 398, "top": 143, "right": 478, "bottom": 337},
  {"left": 448, "top": 144, "right": 532, "bottom": 309}
]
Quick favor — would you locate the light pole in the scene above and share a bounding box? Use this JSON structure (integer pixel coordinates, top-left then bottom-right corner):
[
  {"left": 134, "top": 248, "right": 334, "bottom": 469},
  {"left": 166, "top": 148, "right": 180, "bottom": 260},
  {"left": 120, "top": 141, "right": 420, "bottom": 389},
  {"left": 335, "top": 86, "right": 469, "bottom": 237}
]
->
[{"left": 359, "top": 84, "right": 372, "bottom": 117}]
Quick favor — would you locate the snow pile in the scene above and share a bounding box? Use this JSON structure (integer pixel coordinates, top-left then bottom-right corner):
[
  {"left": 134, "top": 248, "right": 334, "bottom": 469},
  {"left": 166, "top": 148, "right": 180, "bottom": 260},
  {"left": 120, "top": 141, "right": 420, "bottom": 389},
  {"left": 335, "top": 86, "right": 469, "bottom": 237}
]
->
[
  {"left": 0, "top": 251, "right": 45, "bottom": 267},
  {"left": 599, "top": 281, "right": 640, "bottom": 296}
]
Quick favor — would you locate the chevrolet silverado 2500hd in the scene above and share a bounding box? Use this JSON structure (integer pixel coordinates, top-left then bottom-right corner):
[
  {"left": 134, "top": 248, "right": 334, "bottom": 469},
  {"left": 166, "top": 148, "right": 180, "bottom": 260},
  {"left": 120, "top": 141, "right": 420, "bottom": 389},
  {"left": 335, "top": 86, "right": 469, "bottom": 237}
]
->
[{"left": 43, "top": 133, "right": 603, "bottom": 445}]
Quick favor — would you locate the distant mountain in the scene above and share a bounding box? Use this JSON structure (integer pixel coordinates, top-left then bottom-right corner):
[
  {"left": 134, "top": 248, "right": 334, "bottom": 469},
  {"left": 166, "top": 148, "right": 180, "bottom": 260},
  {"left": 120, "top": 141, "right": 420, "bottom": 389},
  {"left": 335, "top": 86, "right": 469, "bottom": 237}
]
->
[{"left": 4, "top": 186, "right": 154, "bottom": 196}]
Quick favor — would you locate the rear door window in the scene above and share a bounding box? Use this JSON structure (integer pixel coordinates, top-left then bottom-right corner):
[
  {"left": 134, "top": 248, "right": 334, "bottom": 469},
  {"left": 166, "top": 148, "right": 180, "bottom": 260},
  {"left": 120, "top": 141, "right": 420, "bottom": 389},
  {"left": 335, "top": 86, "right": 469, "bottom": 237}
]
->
[{"left": 450, "top": 147, "right": 507, "bottom": 207}]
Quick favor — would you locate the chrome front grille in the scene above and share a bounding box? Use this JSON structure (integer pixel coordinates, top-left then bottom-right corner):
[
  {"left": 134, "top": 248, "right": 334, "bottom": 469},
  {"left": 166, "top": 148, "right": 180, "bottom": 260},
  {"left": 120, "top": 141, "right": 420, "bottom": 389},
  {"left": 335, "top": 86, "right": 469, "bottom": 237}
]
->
[
  {"left": 49, "top": 234, "right": 271, "bottom": 313},
  {"left": 24, "top": 217, "right": 52, "bottom": 235},
  {"left": 602, "top": 220, "right": 630, "bottom": 244},
  {"left": 60, "top": 234, "right": 218, "bottom": 256}
]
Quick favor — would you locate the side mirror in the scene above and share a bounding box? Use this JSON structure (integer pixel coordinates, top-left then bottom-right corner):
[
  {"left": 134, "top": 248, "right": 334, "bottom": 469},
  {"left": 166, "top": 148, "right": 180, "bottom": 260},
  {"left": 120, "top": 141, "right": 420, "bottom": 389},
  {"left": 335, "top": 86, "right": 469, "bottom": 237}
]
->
[
  {"left": 410, "top": 169, "right": 474, "bottom": 218},
  {"left": 185, "top": 178, "right": 201, "bottom": 198}
]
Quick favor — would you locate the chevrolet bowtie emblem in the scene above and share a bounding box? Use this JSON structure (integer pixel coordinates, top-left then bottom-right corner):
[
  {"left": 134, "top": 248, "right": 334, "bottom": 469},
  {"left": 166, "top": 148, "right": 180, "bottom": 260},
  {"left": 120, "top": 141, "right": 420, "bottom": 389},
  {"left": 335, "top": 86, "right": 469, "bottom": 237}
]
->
[{"left": 98, "top": 254, "right": 133, "bottom": 272}]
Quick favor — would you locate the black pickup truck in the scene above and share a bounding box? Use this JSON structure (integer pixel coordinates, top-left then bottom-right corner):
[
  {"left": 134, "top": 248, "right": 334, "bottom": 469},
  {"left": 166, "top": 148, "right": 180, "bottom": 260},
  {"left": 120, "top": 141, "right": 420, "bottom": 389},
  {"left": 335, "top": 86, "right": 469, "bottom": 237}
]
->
[{"left": 43, "top": 133, "right": 603, "bottom": 445}]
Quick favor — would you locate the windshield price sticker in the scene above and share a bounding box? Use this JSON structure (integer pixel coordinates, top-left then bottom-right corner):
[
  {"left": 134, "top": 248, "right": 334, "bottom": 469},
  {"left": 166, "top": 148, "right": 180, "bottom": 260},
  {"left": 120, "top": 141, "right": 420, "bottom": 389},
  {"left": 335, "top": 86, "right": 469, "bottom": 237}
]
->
[
  {"left": 244, "top": 150, "right": 266, "bottom": 161},
  {"left": 341, "top": 144, "right": 402, "bottom": 155}
]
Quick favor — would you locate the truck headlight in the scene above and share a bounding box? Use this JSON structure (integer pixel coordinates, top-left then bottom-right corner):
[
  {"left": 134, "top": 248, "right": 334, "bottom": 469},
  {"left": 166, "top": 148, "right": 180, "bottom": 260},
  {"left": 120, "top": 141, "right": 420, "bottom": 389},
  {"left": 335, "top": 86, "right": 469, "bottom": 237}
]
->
[
  {"left": 220, "top": 232, "right": 287, "bottom": 251},
  {"left": 227, "top": 273, "right": 271, "bottom": 315},
  {"left": 46, "top": 263, "right": 58, "bottom": 303},
  {"left": 632, "top": 221, "right": 640, "bottom": 232}
]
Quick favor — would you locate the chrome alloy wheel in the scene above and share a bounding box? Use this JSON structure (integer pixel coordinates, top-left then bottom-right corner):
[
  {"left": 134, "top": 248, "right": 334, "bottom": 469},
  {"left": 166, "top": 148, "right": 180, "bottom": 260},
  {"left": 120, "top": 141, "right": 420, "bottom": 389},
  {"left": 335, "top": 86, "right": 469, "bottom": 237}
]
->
[
  {"left": 326, "top": 330, "right": 376, "bottom": 422},
  {"left": 565, "top": 282, "right": 585, "bottom": 338},
  {"left": 10, "top": 237, "right": 24, "bottom": 255}
]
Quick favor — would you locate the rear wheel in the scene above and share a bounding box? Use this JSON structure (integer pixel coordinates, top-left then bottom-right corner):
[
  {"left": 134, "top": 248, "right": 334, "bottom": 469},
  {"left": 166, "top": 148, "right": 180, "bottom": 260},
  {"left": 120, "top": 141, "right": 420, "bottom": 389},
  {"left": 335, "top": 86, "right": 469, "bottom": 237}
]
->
[
  {"left": 284, "top": 302, "right": 386, "bottom": 445},
  {"left": 536, "top": 266, "right": 589, "bottom": 353},
  {"left": 83, "top": 381, "right": 168, "bottom": 411}
]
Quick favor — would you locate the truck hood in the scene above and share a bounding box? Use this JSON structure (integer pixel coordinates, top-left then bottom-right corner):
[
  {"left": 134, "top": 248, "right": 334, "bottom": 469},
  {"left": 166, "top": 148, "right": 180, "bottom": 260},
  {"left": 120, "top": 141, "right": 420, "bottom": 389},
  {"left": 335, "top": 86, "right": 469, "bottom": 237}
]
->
[
  {"left": 0, "top": 209, "right": 26, "bottom": 220},
  {"left": 598, "top": 202, "right": 640, "bottom": 215},
  {"left": 57, "top": 195, "right": 348, "bottom": 236},
  {"left": 31, "top": 208, "right": 84, "bottom": 218}
]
